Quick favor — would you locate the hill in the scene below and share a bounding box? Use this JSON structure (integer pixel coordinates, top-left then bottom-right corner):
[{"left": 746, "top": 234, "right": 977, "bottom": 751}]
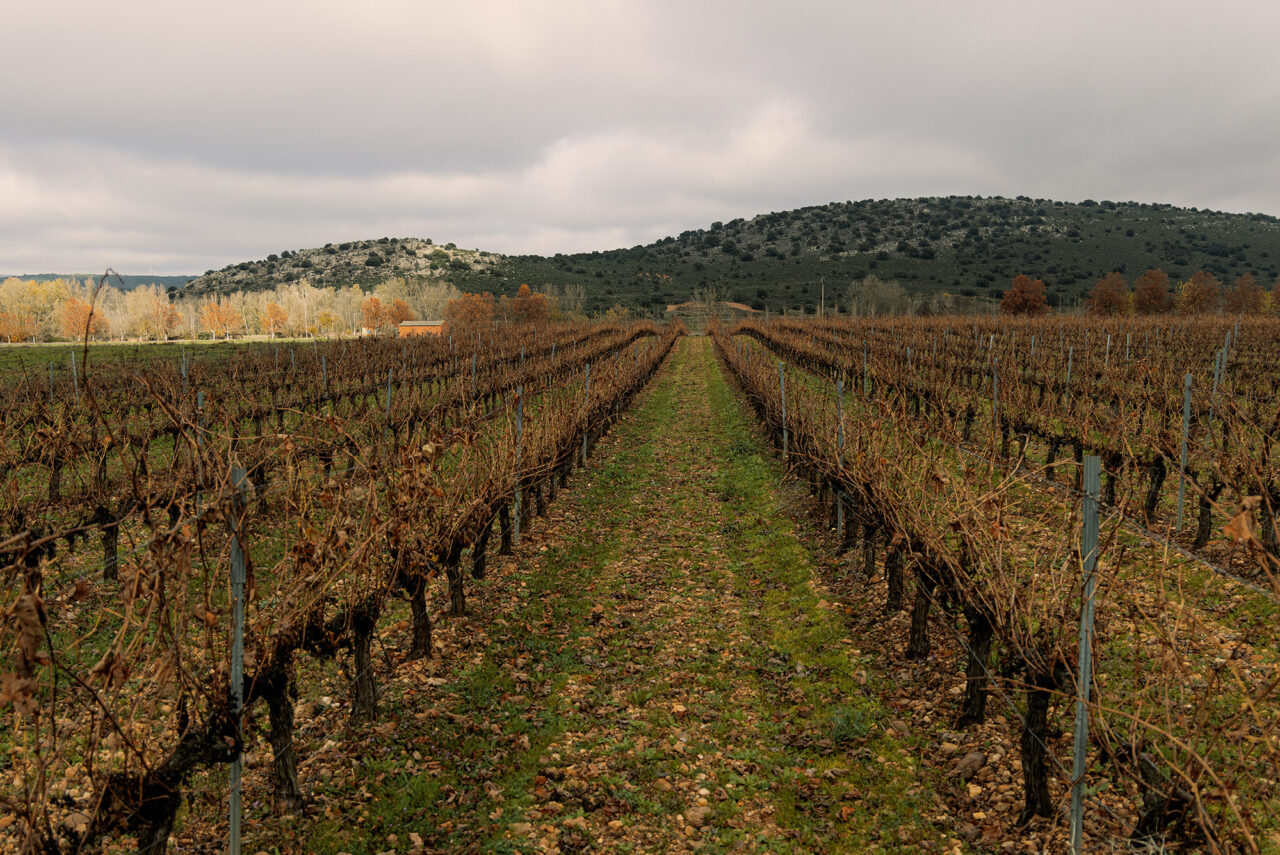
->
[
  {"left": 182, "top": 237, "right": 500, "bottom": 297},
  {"left": 3, "top": 273, "right": 195, "bottom": 291},
  {"left": 181, "top": 197, "right": 1280, "bottom": 314}
]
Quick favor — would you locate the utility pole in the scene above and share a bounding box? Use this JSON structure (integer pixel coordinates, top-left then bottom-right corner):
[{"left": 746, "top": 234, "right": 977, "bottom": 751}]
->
[{"left": 820, "top": 278, "right": 825, "bottom": 319}]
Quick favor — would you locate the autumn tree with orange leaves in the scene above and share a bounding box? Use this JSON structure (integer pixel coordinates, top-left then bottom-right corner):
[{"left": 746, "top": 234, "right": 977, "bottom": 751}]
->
[
  {"left": 511, "top": 284, "right": 550, "bottom": 324},
  {"left": 1223, "top": 273, "right": 1265, "bottom": 315},
  {"left": 1000, "top": 275, "right": 1049, "bottom": 316},
  {"left": 386, "top": 298, "right": 414, "bottom": 327},
  {"left": 200, "top": 300, "right": 243, "bottom": 339},
  {"left": 444, "top": 292, "right": 495, "bottom": 335},
  {"left": 60, "top": 297, "right": 110, "bottom": 340},
  {"left": 0, "top": 312, "right": 37, "bottom": 343},
  {"left": 1132, "top": 268, "right": 1172, "bottom": 315},
  {"left": 1086, "top": 272, "right": 1129, "bottom": 316},
  {"left": 141, "top": 295, "right": 181, "bottom": 340},
  {"left": 1176, "top": 270, "right": 1222, "bottom": 315},
  {"left": 361, "top": 296, "right": 386, "bottom": 332},
  {"left": 264, "top": 302, "right": 288, "bottom": 337}
]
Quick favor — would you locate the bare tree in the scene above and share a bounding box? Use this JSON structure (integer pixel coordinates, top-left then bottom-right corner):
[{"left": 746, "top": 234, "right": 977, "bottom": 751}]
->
[
  {"left": 691, "top": 284, "right": 721, "bottom": 329},
  {"left": 846, "top": 275, "right": 913, "bottom": 317},
  {"left": 560, "top": 283, "right": 587, "bottom": 318}
]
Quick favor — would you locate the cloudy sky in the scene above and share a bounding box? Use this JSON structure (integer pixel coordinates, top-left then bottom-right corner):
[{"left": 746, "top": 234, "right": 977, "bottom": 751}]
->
[{"left": 4, "top": 0, "right": 1279, "bottom": 274}]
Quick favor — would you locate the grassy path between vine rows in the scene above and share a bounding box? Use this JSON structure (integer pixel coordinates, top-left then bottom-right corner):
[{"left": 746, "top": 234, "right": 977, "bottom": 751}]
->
[{"left": 250, "top": 336, "right": 962, "bottom": 854}]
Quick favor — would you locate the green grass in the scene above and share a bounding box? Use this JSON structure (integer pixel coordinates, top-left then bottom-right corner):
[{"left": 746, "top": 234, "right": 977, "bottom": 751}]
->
[
  {"left": 0, "top": 338, "right": 281, "bottom": 380},
  {"left": 701, "top": 340, "right": 951, "bottom": 850}
]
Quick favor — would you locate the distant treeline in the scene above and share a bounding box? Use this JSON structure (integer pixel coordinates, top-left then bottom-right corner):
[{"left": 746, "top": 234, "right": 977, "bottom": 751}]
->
[{"left": 0, "top": 276, "right": 596, "bottom": 343}]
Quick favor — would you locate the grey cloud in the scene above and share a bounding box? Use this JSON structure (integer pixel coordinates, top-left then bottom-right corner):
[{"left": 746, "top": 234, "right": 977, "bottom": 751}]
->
[{"left": 3, "top": 0, "right": 1280, "bottom": 273}]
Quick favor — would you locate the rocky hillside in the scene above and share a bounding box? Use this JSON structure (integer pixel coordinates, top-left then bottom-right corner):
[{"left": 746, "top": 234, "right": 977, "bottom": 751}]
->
[
  {"left": 182, "top": 237, "right": 501, "bottom": 297},
  {"left": 182, "top": 197, "right": 1280, "bottom": 314}
]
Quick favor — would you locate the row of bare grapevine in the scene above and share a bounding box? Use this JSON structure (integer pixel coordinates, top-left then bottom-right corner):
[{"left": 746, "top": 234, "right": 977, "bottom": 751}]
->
[
  {"left": 737, "top": 315, "right": 1280, "bottom": 579},
  {"left": 1, "top": 320, "right": 683, "bottom": 852},
  {"left": 0, "top": 322, "right": 659, "bottom": 598},
  {"left": 712, "top": 318, "right": 1279, "bottom": 852}
]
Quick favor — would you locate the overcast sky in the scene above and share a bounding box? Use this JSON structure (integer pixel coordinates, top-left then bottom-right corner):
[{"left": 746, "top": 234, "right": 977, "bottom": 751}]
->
[{"left": 4, "top": 0, "right": 1280, "bottom": 274}]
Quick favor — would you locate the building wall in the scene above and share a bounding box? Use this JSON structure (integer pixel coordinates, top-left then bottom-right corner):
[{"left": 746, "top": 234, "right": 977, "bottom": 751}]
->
[{"left": 399, "top": 324, "right": 443, "bottom": 337}]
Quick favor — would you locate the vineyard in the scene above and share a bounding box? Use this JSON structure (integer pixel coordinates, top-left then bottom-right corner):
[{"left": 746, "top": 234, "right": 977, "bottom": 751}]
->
[
  {"left": 714, "top": 315, "right": 1280, "bottom": 852},
  {"left": 2, "top": 315, "right": 1279, "bottom": 853},
  {"left": 0, "top": 319, "right": 681, "bottom": 852}
]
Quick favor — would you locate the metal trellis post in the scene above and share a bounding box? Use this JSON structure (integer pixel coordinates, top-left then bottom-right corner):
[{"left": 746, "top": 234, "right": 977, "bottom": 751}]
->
[
  {"left": 582, "top": 364, "right": 591, "bottom": 464},
  {"left": 228, "top": 466, "right": 249, "bottom": 855},
  {"left": 1069, "top": 455, "right": 1101, "bottom": 855},
  {"left": 778, "top": 362, "right": 788, "bottom": 461},
  {"left": 1064, "top": 345, "right": 1073, "bottom": 406},
  {"left": 514, "top": 387, "right": 523, "bottom": 545},
  {"left": 1176, "top": 373, "right": 1192, "bottom": 530},
  {"left": 836, "top": 378, "right": 845, "bottom": 534}
]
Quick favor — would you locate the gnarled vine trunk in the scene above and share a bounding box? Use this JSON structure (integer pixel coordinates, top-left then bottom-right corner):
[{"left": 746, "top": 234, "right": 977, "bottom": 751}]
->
[
  {"left": 472, "top": 516, "right": 493, "bottom": 580},
  {"left": 956, "top": 607, "right": 993, "bottom": 727},
  {"left": 407, "top": 574, "right": 432, "bottom": 659},
  {"left": 906, "top": 569, "right": 936, "bottom": 660},
  {"left": 446, "top": 558, "right": 465, "bottom": 617},
  {"left": 263, "top": 664, "right": 304, "bottom": 813},
  {"left": 884, "top": 545, "right": 905, "bottom": 613},
  {"left": 1143, "top": 455, "right": 1167, "bottom": 523},
  {"left": 1018, "top": 669, "right": 1059, "bottom": 825},
  {"left": 349, "top": 609, "right": 378, "bottom": 724},
  {"left": 498, "top": 504, "right": 513, "bottom": 555}
]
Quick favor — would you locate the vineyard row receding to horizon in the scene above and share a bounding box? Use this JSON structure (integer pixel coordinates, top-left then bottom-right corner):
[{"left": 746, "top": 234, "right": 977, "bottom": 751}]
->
[
  {"left": 713, "top": 313, "right": 1280, "bottom": 852},
  {"left": 1, "top": 318, "right": 683, "bottom": 852}
]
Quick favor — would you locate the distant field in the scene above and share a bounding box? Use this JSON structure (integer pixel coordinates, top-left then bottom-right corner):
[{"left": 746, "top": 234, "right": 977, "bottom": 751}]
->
[{"left": 0, "top": 337, "right": 314, "bottom": 381}]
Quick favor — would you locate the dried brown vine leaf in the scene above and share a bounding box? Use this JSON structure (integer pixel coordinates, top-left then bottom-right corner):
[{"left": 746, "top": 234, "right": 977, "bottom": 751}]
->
[
  {"left": 0, "top": 671, "right": 38, "bottom": 715},
  {"left": 89, "top": 650, "right": 130, "bottom": 688},
  {"left": 11, "top": 593, "right": 45, "bottom": 677},
  {"left": 1224, "top": 498, "right": 1262, "bottom": 545},
  {"left": 194, "top": 603, "right": 219, "bottom": 628}
]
